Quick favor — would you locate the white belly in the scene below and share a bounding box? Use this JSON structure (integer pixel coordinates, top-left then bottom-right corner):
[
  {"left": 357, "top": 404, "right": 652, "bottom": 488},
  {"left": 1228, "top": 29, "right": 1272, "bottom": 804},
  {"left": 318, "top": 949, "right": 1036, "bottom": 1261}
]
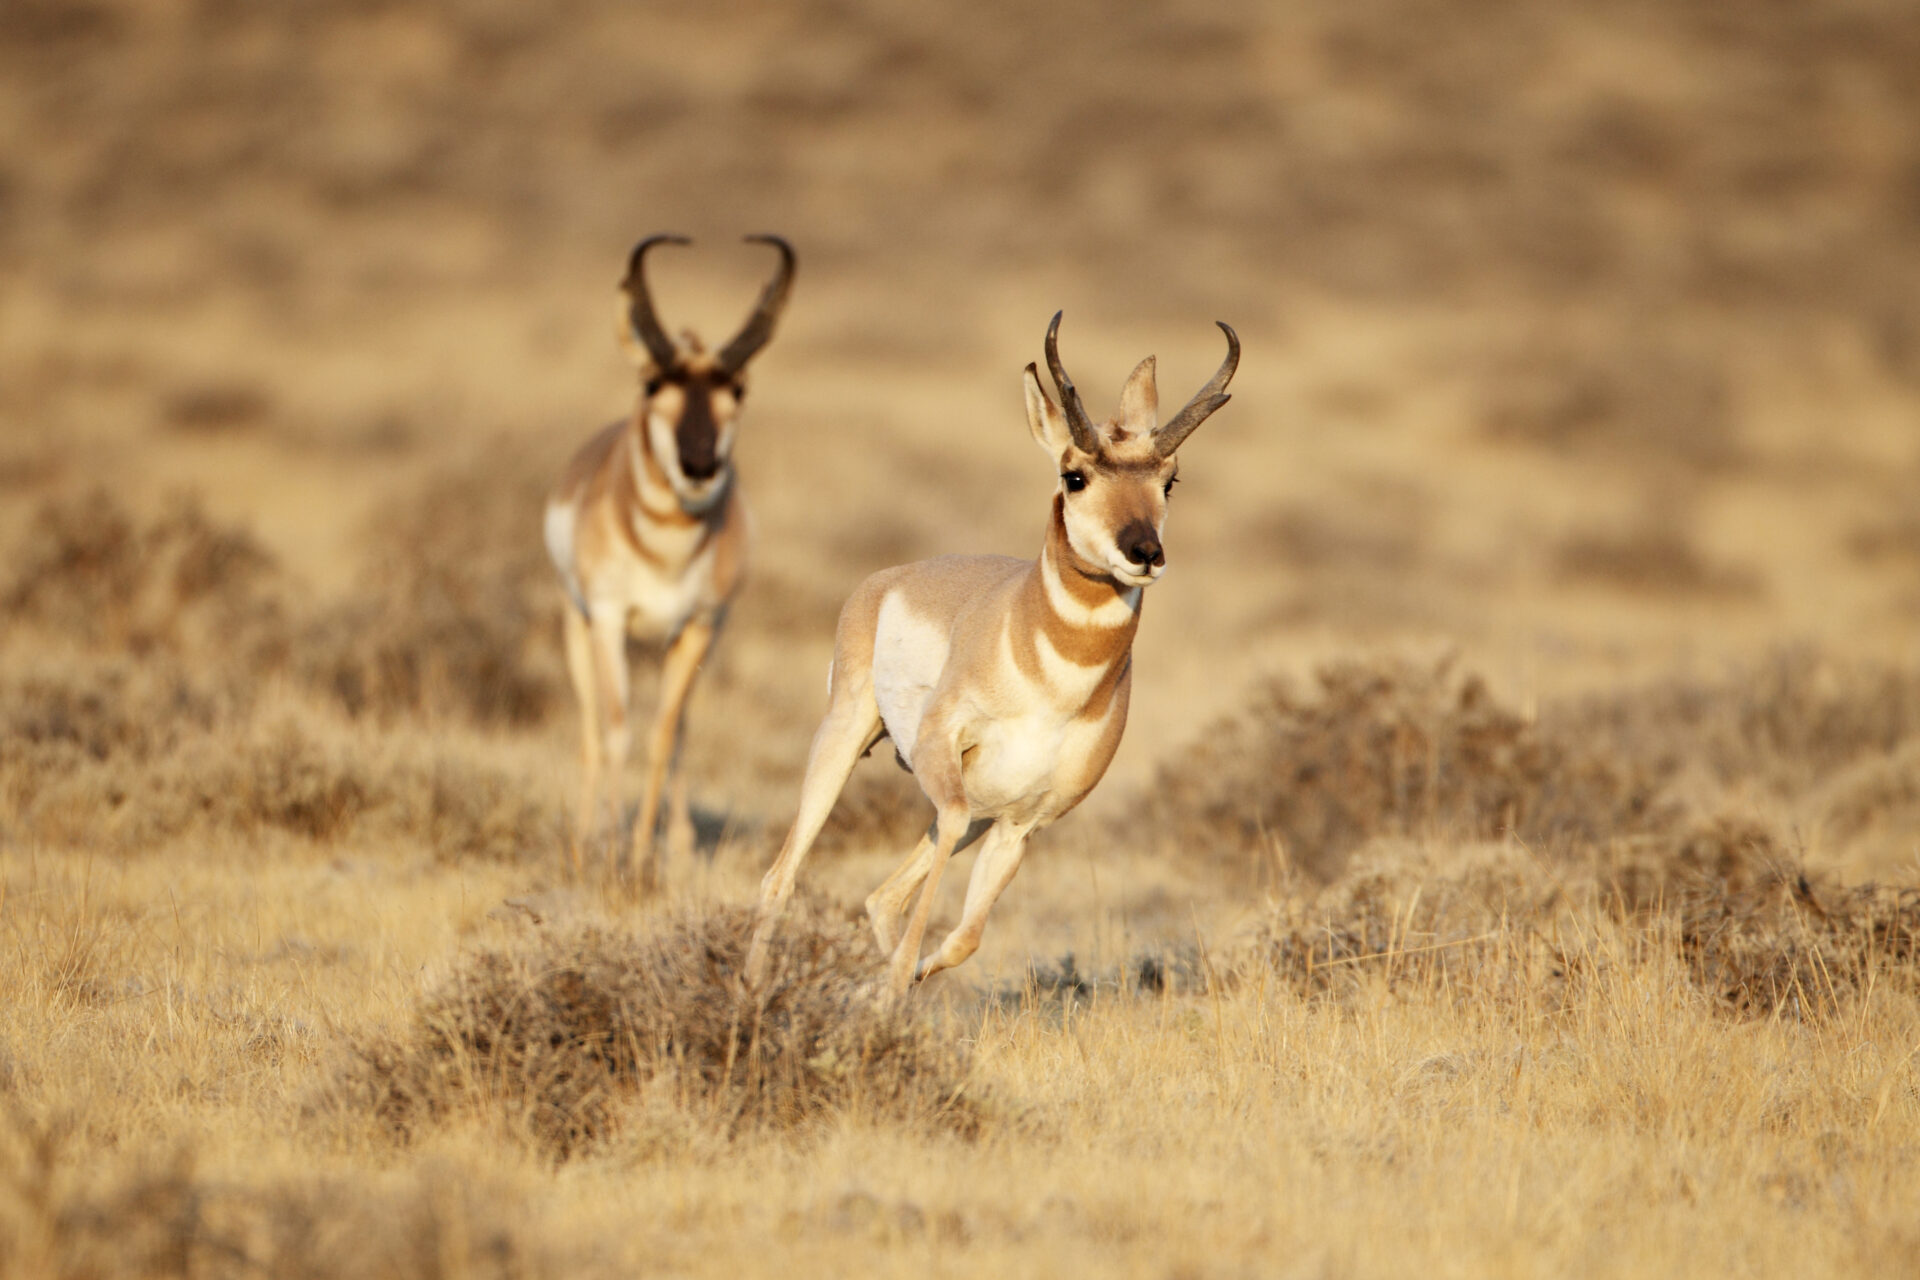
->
[{"left": 870, "top": 591, "right": 952, "bottom": 765}]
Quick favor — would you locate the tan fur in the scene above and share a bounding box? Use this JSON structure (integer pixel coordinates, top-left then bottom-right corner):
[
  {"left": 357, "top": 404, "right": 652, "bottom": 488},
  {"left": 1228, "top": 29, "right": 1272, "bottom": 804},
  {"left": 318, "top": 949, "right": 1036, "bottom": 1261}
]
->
[{"left": 746, "top": 317, "right": 1235, "bottom": 996}]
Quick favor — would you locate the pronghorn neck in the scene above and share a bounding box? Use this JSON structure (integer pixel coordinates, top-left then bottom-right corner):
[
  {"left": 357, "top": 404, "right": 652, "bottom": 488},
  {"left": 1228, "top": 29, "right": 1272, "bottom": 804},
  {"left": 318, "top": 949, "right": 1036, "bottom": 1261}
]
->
[{"left": 1015, "top": 493, "right": 1142, "bottom": 697}]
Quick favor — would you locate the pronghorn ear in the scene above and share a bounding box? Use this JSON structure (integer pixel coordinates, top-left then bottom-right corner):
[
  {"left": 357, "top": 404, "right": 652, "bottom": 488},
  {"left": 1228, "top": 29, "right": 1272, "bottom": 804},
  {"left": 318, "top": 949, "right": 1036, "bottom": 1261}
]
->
[
  {"left": 1117, "top": 355, "right": 1158, "bottom": 433},
  {"left": 1023, "top": 362, "right": 1072, "bottom": 456}
]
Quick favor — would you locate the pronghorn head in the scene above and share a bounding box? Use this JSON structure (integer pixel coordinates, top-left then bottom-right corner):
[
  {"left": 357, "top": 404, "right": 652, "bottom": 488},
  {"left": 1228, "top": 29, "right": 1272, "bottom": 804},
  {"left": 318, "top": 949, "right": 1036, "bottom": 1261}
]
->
[
  {"left": 1022, "top": 311, "right": 1239, "bottom": 587},
  {"left": 619, "top": 233, "right": 796, "bottom": 511}
]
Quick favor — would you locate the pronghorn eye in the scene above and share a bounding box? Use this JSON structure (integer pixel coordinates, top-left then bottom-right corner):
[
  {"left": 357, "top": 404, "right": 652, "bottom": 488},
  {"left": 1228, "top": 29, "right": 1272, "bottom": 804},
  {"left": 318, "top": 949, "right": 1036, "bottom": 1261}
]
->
[
  {"left": 644, "top": 377, "right": 663, "bottom": 397},
  {"left": 1062, "top": 470, "right": 1087, "bottom": 493},
  {"left": 1163, "top": 475, "right": 1178, "bottom": 497}
]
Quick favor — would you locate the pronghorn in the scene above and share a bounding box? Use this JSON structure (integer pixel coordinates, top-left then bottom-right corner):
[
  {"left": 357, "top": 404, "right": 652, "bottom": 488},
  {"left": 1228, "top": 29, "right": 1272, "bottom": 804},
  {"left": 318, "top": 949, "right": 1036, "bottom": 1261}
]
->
[
  {"left": 746, "top": 311, "right": 1238, "bottom": 995},
  {"left": 545, "top": 233, "right": 795, "bottom": 886}
]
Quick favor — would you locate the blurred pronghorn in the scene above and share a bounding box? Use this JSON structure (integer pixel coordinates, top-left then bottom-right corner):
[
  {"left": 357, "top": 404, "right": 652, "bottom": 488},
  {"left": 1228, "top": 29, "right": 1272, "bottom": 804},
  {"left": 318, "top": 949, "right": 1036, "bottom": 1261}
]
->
[
  {"left": 545, "top": 234, "right": 795, "bottom": 886},
  {"left": 747, "top": 311, "right": 1238, "bottom": 995}
]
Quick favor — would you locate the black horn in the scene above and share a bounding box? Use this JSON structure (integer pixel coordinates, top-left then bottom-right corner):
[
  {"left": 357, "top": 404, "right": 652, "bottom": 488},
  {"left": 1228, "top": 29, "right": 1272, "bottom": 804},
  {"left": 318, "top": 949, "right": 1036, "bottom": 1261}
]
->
[
  {"left": 622, "top": 234, "right": 691, "bottom": 370},
  {"left": 716, "top": 234, "right": 797, "bottom": 376},
  {"left": 1153, "top": 322, "right": 1239, "bottom": 457},
  {"left": 1043, "top": 311, "right": 1104, "bottom": 454}
]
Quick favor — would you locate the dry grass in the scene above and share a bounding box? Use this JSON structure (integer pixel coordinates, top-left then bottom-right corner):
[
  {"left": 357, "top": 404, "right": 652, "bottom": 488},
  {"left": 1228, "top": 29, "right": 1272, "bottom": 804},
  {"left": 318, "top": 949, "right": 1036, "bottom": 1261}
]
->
[
  {"left": 0, "top": 1115, "right": 558, "bottom": 1280},
  {"left": 6, "top": 0, "right": 1920, "bottom": 1275}
]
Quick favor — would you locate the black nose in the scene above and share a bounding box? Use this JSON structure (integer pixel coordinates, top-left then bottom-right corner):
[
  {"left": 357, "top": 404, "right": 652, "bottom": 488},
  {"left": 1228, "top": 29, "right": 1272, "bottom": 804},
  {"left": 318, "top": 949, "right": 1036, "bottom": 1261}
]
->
[{"left": 1119, "top": 522, "right": 1164, "bottom": 570}]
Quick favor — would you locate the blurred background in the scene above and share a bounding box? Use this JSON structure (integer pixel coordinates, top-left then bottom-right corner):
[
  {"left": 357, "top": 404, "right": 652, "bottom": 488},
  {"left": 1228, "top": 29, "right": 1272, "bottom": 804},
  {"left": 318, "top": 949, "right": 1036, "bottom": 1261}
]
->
[{"left": 3, "top": 0, "right": 1919, "bottom": 861}]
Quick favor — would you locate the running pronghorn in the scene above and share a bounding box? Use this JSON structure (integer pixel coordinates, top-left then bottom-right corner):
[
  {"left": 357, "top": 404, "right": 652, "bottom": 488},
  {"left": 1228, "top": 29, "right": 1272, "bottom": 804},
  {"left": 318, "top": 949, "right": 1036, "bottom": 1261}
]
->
[
  {"left": 746, "top": 311, "right": 1238, "bottom": 995},
  {"left": 545, "top": 233, "right": 795, "bottom": 886}
]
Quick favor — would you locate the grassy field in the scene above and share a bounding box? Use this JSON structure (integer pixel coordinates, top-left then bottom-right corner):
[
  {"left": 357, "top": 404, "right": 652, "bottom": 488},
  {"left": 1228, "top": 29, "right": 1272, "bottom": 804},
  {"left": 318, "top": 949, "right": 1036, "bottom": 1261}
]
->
[{"left": 5, "top": 1, "right": 1920, "bottom": 1275}]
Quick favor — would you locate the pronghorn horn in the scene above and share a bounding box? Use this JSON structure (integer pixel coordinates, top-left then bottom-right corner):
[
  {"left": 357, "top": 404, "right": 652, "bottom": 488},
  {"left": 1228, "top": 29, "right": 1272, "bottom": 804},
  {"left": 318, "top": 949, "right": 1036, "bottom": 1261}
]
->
[
  {"left": 1153, "top": 321, "right": 1239, "bottom": 457},
  {"left": 622, "top": 234, "right": 691, "bottom": 370},
  {"left": 716, "top": 234, "right": 797, "bottom": 376},
  {"left": 1043, "top": 311, "right": 1104, "bottom": 454}
]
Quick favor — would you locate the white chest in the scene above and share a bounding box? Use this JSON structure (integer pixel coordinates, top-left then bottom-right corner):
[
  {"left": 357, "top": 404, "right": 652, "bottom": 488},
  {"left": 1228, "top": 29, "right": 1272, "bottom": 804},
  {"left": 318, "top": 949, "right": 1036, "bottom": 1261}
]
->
[
  {"left": 608, "top": 536, "right": 712, "bottom": 638},
  {"left": 962, "top": 707, "right": 1114, "bottom": 821}
]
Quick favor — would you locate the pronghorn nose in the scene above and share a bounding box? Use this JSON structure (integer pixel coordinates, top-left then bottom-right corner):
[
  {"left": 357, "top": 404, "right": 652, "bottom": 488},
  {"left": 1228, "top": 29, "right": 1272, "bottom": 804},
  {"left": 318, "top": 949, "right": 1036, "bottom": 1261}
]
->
[{"left": 1119, "top": 522, "right": 1164, "bottom": 570}]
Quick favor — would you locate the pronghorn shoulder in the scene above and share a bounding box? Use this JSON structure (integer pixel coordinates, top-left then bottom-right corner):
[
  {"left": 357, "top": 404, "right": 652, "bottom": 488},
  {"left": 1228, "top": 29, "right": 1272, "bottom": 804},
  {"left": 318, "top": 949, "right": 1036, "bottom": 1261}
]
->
[{"left": 550, "top": 420, "right": 627, "bottom": 505}]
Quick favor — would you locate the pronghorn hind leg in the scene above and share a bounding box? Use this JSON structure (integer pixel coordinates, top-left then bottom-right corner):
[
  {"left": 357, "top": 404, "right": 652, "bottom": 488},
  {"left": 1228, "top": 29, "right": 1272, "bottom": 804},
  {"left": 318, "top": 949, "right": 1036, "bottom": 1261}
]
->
[
  {"left": 562, "top": 604, "right": 606, "bottom": 878},
  {"left": 917, "top": 821, "right": 1032, "bottom": 982},
  {"left": 885, "top": 721, "right": 973, "bottom": 999},
  {"left": 633, "top": 615, "right": 716, "bottom": 894},
  {"left": 743, "top": 677, "right": 884, "bottom": 986},
  {"left": 865, "top": 827, "right": 935, "bottom": 954},
  {"left": 866, "top": 817, "right": 991, "bottom": 956}
]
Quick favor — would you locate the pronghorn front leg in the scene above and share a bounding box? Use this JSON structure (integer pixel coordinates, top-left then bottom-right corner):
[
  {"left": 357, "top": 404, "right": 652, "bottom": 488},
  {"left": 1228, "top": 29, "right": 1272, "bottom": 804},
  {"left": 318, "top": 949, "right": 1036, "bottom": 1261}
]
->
[{"left": 633, "top": 614, "right": 717, "bottom": 893}]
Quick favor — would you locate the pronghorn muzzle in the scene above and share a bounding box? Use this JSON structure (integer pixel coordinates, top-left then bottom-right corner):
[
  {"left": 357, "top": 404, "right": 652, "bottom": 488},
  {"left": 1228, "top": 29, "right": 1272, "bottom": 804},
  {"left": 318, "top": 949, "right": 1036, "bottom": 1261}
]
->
[{"left": 1117, "top": 520, "right": 1164, "bottom": 571}]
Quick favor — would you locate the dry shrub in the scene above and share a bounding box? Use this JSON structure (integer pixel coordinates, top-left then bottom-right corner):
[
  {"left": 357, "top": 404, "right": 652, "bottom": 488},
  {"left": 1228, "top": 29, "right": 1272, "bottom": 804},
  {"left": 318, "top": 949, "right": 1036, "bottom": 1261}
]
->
[
  {"left": 1142, "top": 650, "right": 1920, "bottom": 886},
  {"left": 1128, "top": 656, "right": 1670, "bottom": 882},
  {"left": 1, "top": 489, "right": 286, "bottom": 672},
  {"left": 1480, "top": 334, "right": 1742, "bottom": 474},
  {"left": 1813, "top": 740, "right": 1920, "bottom": 844},
  {"left": 339, "top": 907, "right": 976, "bottom": 1157},
  {"left": 297, "top": 449, "right": 564, "bottom": 728},
  {"left": 1236, "top": 822, "right": 1920, "bottom": 1020},
  {"left": 1599, "top": 816, "right": 1920, "bottom": 1015},
  {"left": 1553, "top": 522, "right": 1762, "bottom": 597},
  {"left": 0, "top": 1117, "right": 556, "bottom": 1280},
  {"left": 1849, "top": 512, "right": 1920, "bottom": 566},
  {"left": 1243, "top": 840, "right": 1574, "bottom": 997},
  {"left": 0, "top": 656, "right": 236, "bottom": 842},
  {"left": 8, "top": 705, "right": 557, "bottom": 862},
  {"left": 1548, "top": 649, "right": 1920, "bottom": 798}
]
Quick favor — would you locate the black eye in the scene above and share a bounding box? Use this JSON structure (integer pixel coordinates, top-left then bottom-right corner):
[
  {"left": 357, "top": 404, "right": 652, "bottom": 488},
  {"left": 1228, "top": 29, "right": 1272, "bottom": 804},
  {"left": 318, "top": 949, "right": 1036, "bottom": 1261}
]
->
[
  {"left": 1062, "top": 470, "right": 1087, "bottom": 493},
  {"left": 1163, "top": 475, "right": 1178, "bottom": 497},
  {"left": 731, "top": 383, "right": 747, "bottom": 402},
  {"left": 644, "top": 377, "right": 663, "bottom": 396}
]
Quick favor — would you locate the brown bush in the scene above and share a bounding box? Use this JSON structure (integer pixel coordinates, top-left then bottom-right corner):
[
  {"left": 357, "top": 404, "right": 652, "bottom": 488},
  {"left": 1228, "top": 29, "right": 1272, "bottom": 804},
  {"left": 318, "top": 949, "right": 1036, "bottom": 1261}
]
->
[
  {"left": 1126, "top": 656, "right": 1672, "bottom": 882},
  {"left": 6, "top": 700, "right": 558, "bottom": 862},
  {"left": 1553, "top": 522, "right": 1762, "bottom": 597},
  {"left": 1, "top": 490, "right": 287, "bottom": 672},
  {"left": 1137, "top": 650, "right": 1920, "bottom": 887},
  {"left": 338, "top": 907, "right": 977, "bottom": 1157},
  {"left": 1480, "top": 334, "right": 1742, "bottom": 474},
  {"left": 297, "top": 450, "right": 565, "bottom": 728},
  {"left": 1546, "top": 649, "right": 1920, "bottom": 798},
  {"left": 0, "top": 1115, "right": 558, "bottom": 1280},
  {"left": 1236, "top": 824, "right": 1920, "bottom": 1020}
]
